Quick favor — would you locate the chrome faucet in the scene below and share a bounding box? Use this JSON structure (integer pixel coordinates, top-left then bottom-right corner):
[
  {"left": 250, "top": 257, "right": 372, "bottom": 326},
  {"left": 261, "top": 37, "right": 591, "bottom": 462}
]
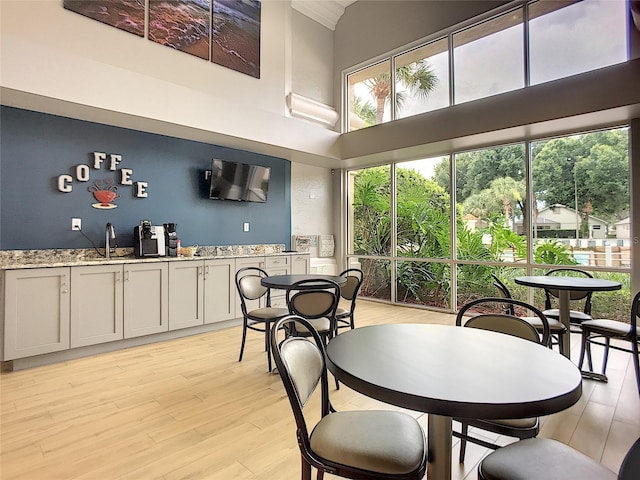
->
[{"left": 105, "top": 222, "right": 116, "bottom": 258}]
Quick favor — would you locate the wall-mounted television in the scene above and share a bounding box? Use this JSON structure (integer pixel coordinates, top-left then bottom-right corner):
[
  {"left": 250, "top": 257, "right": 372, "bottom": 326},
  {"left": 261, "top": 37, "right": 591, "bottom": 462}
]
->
[{"left": 209, "top": 159, "right": 271, "bottom": 203}]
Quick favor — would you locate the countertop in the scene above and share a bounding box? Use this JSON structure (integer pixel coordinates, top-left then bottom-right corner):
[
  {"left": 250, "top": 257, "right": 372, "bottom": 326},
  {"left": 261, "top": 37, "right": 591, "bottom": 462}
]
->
[{"left": 0, "top": 245, "right": 307, "bottom": 270}]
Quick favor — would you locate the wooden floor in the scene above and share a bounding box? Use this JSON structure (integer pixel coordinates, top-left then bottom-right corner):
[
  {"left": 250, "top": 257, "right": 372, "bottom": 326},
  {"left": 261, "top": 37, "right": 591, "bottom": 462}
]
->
[{"left": 1, "top": 300, "right": 639, "bottom": 480}]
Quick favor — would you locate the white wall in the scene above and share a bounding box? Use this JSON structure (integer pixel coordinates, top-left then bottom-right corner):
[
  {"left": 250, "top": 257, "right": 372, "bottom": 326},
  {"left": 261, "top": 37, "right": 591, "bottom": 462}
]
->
[
  {"left": 290, "top": 163, "right": 334, "bottom": 237},
  {"left": 0, "top": 0, "right": 341, "bottom": 165}
]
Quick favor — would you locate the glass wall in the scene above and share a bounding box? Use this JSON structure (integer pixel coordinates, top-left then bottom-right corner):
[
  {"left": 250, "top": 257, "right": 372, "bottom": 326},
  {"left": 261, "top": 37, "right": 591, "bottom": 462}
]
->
[
  {"left": 347, "top": 127, "right": 632, "bottom": 320},
  {"left": 345, "top": 0, "right": 628, "bottom": 132}
]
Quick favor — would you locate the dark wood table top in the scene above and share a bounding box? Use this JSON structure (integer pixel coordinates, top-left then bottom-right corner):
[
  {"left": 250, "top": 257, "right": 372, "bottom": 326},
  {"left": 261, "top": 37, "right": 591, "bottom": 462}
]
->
[
  {"left": 326, "top": 324, "right": 582, "bottom": 419},
  {"left": 515, "top": 275, "right": 621, "bottom": 292},
  {"left": 261, "top": 274, "right": 346, "bottom": 289}
]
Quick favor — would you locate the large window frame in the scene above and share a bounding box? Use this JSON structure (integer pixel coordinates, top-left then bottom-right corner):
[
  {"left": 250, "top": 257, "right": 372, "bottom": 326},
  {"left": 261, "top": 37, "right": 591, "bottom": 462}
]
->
[
  {"left": 344, "top": 0, "right": 629, "bottom": 133},
  {"left": 345, "top": 126, "right": 632, "bottom": 317}
]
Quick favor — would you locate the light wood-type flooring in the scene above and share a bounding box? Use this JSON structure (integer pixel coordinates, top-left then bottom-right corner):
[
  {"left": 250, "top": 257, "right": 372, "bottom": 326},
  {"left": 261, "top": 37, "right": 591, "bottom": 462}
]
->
[{"left": 1, "top": 300, "right": 639, "bottom": 479}]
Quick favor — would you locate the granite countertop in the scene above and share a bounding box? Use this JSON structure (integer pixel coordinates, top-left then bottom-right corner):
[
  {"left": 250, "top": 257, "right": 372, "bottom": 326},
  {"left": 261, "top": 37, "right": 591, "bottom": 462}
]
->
[{"left": 0, "top": 245, "right": 307, "bottom": 270}]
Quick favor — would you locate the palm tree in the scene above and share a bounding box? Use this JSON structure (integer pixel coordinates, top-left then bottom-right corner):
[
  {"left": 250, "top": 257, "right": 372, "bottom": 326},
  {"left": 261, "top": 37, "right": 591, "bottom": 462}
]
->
[{"left": 360, "top": 59, "right": 438, "bottom": 125}]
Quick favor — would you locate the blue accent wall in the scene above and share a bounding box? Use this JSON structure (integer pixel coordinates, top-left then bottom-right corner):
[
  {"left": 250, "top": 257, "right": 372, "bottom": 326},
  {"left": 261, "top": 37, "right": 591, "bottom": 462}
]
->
[{"left": 0, "top": 106, "right": 291, "bottom": 250}]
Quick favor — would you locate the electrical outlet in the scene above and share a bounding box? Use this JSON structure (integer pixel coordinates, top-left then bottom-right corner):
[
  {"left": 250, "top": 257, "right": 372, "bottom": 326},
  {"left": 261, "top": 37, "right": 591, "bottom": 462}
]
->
[
  {"left": 243, "top": 222, "right": 250, "bottom": 232},
  {"left": 71, "top": 218, "right": 82, "bottom": 231}
]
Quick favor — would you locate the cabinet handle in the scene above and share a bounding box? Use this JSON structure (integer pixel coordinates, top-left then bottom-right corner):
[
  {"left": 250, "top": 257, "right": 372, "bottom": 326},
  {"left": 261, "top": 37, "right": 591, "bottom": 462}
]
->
[
  {"left": 198, "top": 266, "right": 203, "bottom": 276},
  {"left": 124, "top": 271, "right": 130, "bottom": 282},
  {"left": 204, "top": 265, "right": 209, "bottom": 279},
  {"left": 116, "top": 271, "right": 121, "bottom": 283},
  {"left": 61, "top": 274, "right": 68, "bottom": 294}
]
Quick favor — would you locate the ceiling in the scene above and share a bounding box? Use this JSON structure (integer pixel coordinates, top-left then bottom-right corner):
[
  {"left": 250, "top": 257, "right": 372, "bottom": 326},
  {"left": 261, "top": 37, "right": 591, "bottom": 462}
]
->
[{"left": 291, "top": 0, "right": 357, "bottom": 30}]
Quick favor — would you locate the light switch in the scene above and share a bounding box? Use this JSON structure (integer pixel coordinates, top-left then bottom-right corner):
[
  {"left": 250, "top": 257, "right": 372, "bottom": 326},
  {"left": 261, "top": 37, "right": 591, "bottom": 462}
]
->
[{"left": 243, "top": 222, "right": 250, "bottom": 232}]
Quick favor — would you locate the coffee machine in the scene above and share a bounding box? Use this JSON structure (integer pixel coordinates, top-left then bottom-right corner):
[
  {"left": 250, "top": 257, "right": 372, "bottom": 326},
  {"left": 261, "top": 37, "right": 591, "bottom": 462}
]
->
[
  {"left": 133, "top": 220, "right": 166, "bottom": 258},
  {"left": 163, "top": 223, "right": 178, "bottom": 257}
]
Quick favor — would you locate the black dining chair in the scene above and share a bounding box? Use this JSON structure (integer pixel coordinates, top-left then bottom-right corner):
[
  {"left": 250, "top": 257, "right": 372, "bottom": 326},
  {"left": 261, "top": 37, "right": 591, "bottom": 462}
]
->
[
  {"left": 335, "top": 268, "right": 364, "bottom": 332},
  {"left": 578, "top": 290, "right": 640, "bottom": 395},
  {"left": 235, "top": 267, "right": 289, "bottom": 372},
  {"left": 285, "top": 278, "right": 340, "bottom": 344},
  {"left": 491, "top": 273, "right": 566, "bottom": 354},
  {"left": 454, "top": 297, "right": 550, "bottom": 463},
  {"left": 477, "top": 436, "right": 640, "bottom": 480},
  {"left": 543, "top": 268, "right": 594, "bottom": 331},
  {"left": 270, "top": 315, "right": 427, "bottom": 480}
]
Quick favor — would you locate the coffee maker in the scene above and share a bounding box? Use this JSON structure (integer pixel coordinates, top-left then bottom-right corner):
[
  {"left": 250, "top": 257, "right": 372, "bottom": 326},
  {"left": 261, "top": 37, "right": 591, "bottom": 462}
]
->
[
  {"left": 133, "top": 220, "right": 166, "bottom": 258},
  {"left": 163, "top": 223, "right": 178, "bottom": 257}
]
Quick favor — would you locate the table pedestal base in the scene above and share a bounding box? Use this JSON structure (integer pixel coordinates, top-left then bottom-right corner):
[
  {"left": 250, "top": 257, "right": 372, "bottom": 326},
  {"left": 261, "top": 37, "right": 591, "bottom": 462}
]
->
[{"left": 427, "top": 414, "right": 452, "bottom": 480}]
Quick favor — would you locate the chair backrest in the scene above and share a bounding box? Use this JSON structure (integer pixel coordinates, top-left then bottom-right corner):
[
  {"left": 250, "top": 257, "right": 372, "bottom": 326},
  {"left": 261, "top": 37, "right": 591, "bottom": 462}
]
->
[
  {"left": 457, "top": 297, "right": 550, "bottom": 346},
  {"left": 235, "top": 267, "right": 271, "bottom": 314},
  {"left": 618, "top": 436, "right": 640, "bottom": 480},
  {"left": 339, "top": 268, "right": 364, "bottom": 301},
  {"left": 286, "top": 279, "right": 340, "bottom": 321},
  {"left": 270, "top": 315, "right": 331, "bottom": 455},
  {"left": 491, "top": 273, "right": 516, "bottom": 316},
  {"left": 544, "top": 268, "right": 593, "bottom": 313},
  {"left": 630, "top": 290, "right": 640, "bottom": 338}
]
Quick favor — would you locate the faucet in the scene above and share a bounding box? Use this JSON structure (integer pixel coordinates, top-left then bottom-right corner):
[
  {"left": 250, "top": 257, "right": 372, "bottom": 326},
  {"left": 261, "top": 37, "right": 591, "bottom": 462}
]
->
[{"left": 105, "top": 222, "right": 116, "bottom": 258}]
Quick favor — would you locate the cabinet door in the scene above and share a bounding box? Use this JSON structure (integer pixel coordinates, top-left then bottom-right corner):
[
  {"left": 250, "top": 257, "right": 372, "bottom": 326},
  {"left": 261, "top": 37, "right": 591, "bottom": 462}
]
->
[
  {"left": 291, "top": 254, "right": 310, "bottom": 274},
  {"left": 3, "top": 267, "right": 71, "bottom": 360},
  {"left": 265, "top": 256, "right": 289, "bottom": 307},
  {"left": 235, "top": 257, "right": 265, "bottom": 313},
  {"left": 169, "top": 261, "right": 204, "bottom": 331},
  {"left": 123, "top": 262, "right": 168, "bottom": 338},
  {"left": 204, "top": 258, "right": 236, "bottom": 324},
  {"left": 70, "top": 265, "right": 124, "bottom": 347}
]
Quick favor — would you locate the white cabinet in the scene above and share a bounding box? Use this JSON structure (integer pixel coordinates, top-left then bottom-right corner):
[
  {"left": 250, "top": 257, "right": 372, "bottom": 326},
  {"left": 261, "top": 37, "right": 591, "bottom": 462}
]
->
[
  {"left": 291, "top": 254, "right": 310, "bottom": 274},
  {"left": 3, "top": 267, "right": 70, "bottom": 360},
  {"left": 123, "top": 262, "right": 168, "bottom": 338},
  {"left": 204, "top": 258, "right": 236, "bottom": 324},
  {"left": 168, "top": 261, "right": 204, "bottom": 331},
  {"left": 265, "top": 256, "right": 289, "bottom": 307},
  {"left": 70, "top": 265, "right": 124, "bottom": 347}
]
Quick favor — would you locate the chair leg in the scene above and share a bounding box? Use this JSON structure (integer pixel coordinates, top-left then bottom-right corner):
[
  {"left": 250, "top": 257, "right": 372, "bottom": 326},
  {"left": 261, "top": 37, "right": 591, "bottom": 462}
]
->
[
  {"left": 265, "top": 320, "right": 272, "bottom": 372},
  {"left": 557, "top": 333, "right": 564, "bottom": 356},
  {"left": 316, "top": 469, "right": 324, "bottom": 480},
  {"left": 238, "top": 319, "right": 248, "bottom": 362},
  {"left": 459, "top": 422, "right": 468, "bottom": 463},
  {"left": 578, "top": 332, "right": 588, "bottom": 370},
  {"left": 301, "top": 457, "right": 312, "bottom": 480},
  {"left": 632, "top": 341, "right": 640, "bottom": 395},
  {"left": 601, "top": 337, "right": 611, "bottom": 375}
]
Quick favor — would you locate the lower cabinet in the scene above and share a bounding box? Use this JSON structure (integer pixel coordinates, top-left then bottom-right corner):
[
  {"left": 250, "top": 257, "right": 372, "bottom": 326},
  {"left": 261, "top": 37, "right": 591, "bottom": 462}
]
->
[
  {"left": 123, "top": 262, "right": 169, "bottom": 338},
  {"left": 70, "top": 265, "right": 124, "bottom": 348},
  {"left": 168, "top": 258, "right": 237, "bottom": 330},
  {"left": 168, "top": 261, "right": 204, "bottom": 330},
  {"left": 204, "top": 258, "right": 236, "bottom": 324},
  {"left": 3, "top": 267, "right": 71, "bottom": 360}
]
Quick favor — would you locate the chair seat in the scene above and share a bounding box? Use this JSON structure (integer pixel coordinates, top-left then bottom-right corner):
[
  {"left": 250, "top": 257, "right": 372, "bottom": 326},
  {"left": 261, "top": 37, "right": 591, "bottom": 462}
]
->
[
  {"left": 521, "top": 316, "right": 566, "bottom": 333},
  {"left": 543, "top": 309, "right": 592, "bottom": 323},
  {"left": 336, "top": 307, "right": 349, "bottom": 317},
  {"left": 478, "top": 438, "right": 616, "bottom": 480},
  {"left": 247, "top": 307, "right": 289, "bottom": 321},
  {"left": 460, "top": 417, "right": 538, "bottom": 436},
  {"left": 580, "top": 318, "right": 640, "bottom": 339},
  {"left": 310, "top": 410, "right": 425, "bottom": 475},
  {"left": 295, "top": 317, "right": 332, "bottom": 334}
]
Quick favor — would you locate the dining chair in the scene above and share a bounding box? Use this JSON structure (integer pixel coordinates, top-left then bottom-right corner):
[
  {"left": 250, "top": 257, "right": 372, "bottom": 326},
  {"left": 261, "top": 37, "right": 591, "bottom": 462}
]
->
[
  {"left": 543, "top": 268, "right": 594, "bottom": 330},
  {"left": 285, "top": 278, "right": 340, "bottom": 344},
  {"left": 477, "top": 436, "right": 640, "bottom": 480},
  {"left": 235, "top": 267, "right": 289, "bottom": 372},
  {"left": 335, "top": 268, "right": 364, "bottom": 332},
  {"left": 270, "top": 315, "right": 427, "bottom": 480},
  {"left": 491, "top": 273, "right": 566, "bottom": 354},
  {"left": 578, "top": 290, "right": 640, "bottom": 395},
  {"left": 454, "top": 297, "right": 550, "bottom": 463}
]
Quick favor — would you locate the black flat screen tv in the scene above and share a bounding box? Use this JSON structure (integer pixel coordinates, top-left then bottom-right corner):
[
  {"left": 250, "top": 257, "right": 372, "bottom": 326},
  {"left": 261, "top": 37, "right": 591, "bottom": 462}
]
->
[{"left": 209, "top": 159, "right": 271, "bottom": 203}]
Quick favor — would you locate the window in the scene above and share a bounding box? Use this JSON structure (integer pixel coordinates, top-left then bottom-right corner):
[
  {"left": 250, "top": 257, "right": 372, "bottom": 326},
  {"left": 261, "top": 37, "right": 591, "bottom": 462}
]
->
[
  {"left": 395, "top": 38, "right": 450, "bottom": 118},
  {"left": 344, "top": 0, "right": 628, "bottom": 132},
  {"left": 528, "top": 0, "right": 628, "bottom": 85},
  {"left": 453, "top": 9, "right": 524, "bottom": 104},
  {"left": 347, "top": 127, "right": 631, "bottom": 320}
]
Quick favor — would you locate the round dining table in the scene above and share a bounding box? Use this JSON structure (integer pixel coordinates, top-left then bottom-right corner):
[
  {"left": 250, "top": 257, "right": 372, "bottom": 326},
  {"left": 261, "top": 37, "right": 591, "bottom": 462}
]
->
[
  {"left": 514, "top": 275, "right": 621, "bottom": 358},
  {"left": 326, "top": 323, "right": 583, "bottom": 480},
  {"left": 260, "top": 273, "right": 346, "bottom": 289}
]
